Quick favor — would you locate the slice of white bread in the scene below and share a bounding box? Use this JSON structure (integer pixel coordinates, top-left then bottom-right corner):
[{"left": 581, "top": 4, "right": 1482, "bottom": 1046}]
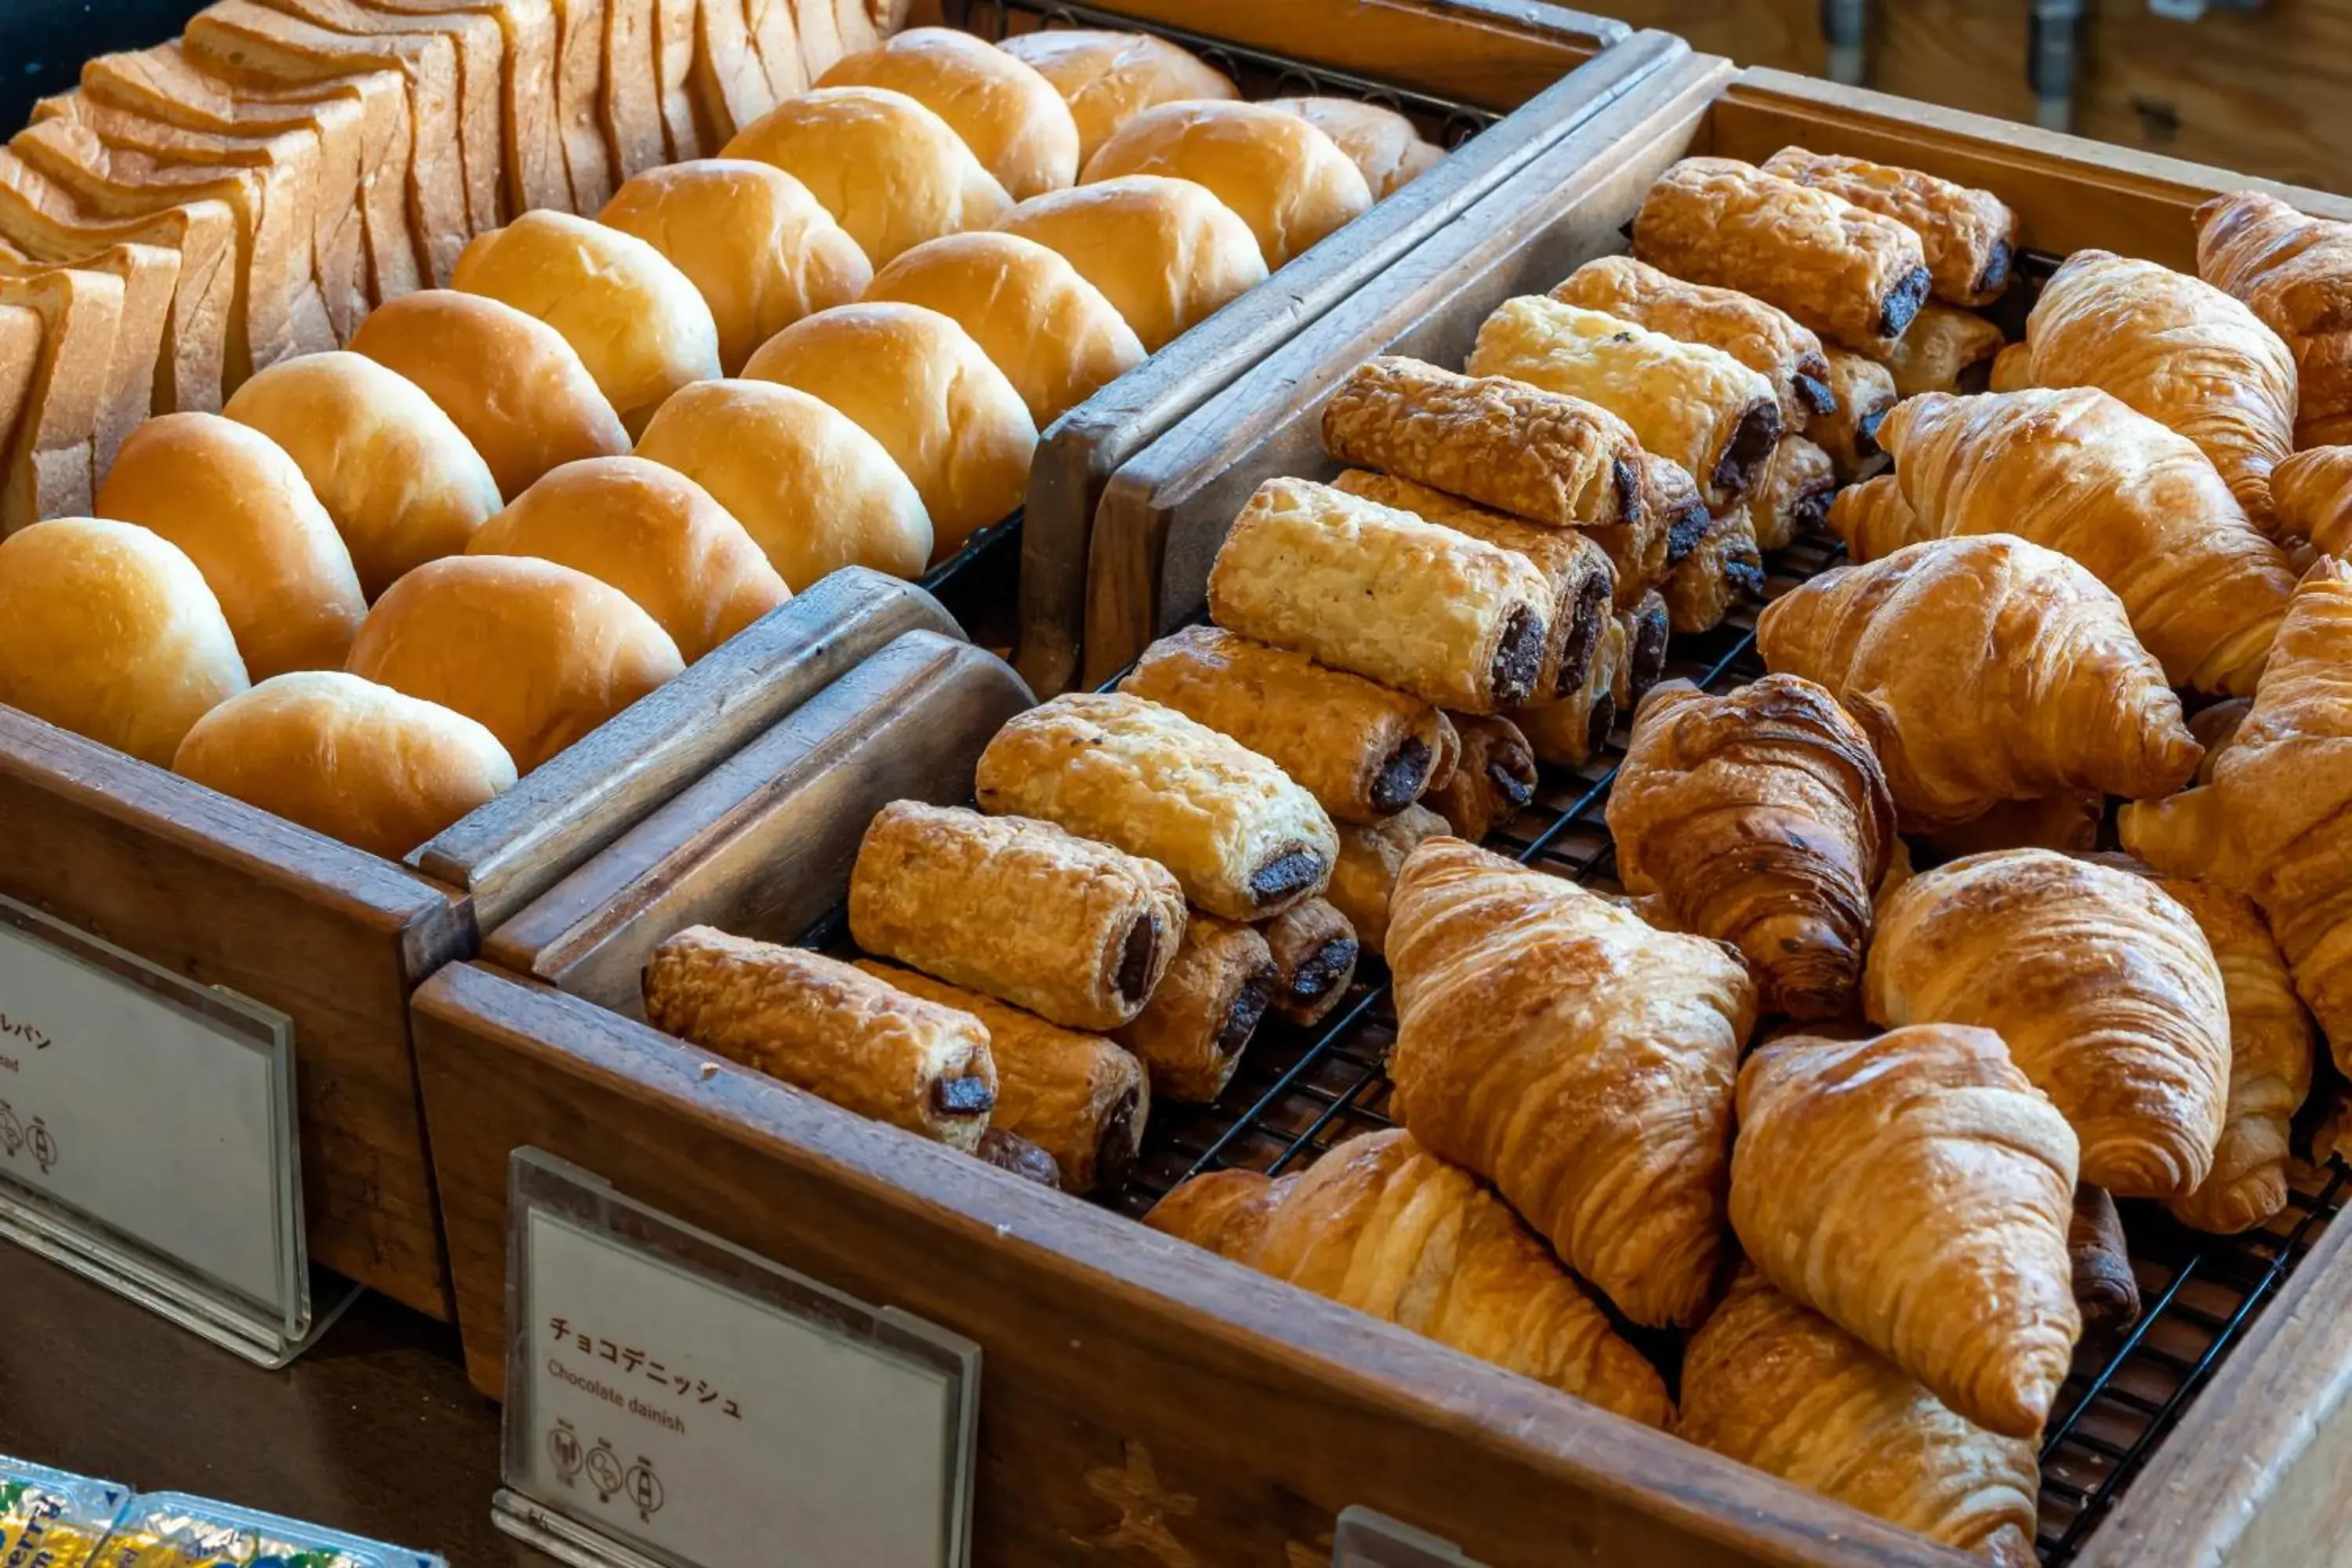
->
[
  {"left": 370, "top": 0, "right": 570, "bottom": 215},
  {"left": 0, "top": 234, "right": 172, "bottom": 477}
]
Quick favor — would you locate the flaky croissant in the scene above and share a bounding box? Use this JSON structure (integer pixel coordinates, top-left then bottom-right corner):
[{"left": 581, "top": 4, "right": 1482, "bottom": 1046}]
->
[
  {"left": 1679, "top": 1271, "right": 2042, "bottom": 1565},
  {"left": 2121, "top": 557, "right": 2352, "bottom": 1078},
  {"left": 2271, "top": 445, "right": 2352, "bottom": 555},
  {"left": 2194, "top": 191, "right": 2352, "bottom": 448},
  {"left": 1825, "top": 473, "right": 1915, "bottom": 560},
  {"left": 1732, "top": 1024, "right": 2082, "bottom": 1439},
  {"left": 1878, "top": 387, "right": 2298, "bottom": 695},
  {"left": 1387, "top": 837, "right": 1755, "bottom": 1327},
  {"left": 1756, "top": 535, "right": 2201, "bottom": 828},
  {"left": 1912, "top": 793, "right": 2103, "bottom": 859},
  {"left": 1867, "top": 848, "right": 2232, "bottom": 1198},
  {"left": 1148, "top": 1128, "right": 1673, "bottom": 1425},
  {"left": 2024, "top": 250, "right": 2299, "bottom": 539},
  {"left": 1609, "top": 675, "right": 1894, "bottom": 1020}
]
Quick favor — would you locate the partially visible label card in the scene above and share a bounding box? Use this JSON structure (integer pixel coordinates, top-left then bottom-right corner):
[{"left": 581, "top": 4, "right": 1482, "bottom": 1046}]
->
[{"left": 1334, "top": 1507, "right": 1484, "bottom": 1567}]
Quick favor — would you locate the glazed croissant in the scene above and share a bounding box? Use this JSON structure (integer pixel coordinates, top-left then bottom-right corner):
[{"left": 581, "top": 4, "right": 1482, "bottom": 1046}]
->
[
  {"left": 1756, "top": 535, "right": 2201, "bottom": 828},
  {"left": 1148, "top": 1128, "right": 1673, "bottom": 1426},
  {"left": 1867, "top": 848, "right": 2232, "bottom": 1198},
  {"left": 1387, "top": 837, "right": 1755, "bottom": 1327},
  {"left": 2121, "top": 557, "right": 2352, "bottom": 1077},
  {"left": 2270, "top": 445, "right": 2352, "bottom": 555},
  {"left": 1877, "top": 387, "right": 2298, "bottom": 694},
  {"left": 1731, "top": 1024, "right": 2082, "bottom": 1439},
  {"left": 2194, "top": 191, "right": 2352, "bottom": 448},
  {"left": 2024, "top": 249, "right": 2299, "bottom": 538},
  {"left": 1679, "top": 1271, "right": 2042, "bottom": 1565},
  {"left": 1608, "top": 675, "right": 1895, "bottom": 1020}
]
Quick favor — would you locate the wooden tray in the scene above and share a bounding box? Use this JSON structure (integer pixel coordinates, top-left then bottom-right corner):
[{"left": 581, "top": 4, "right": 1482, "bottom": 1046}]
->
[{"left": 0, "top": 567, "right": 958, "bottom": 1318}]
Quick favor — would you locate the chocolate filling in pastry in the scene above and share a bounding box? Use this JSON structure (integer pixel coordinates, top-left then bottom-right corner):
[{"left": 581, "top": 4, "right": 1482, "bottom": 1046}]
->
[
  {"left": 1794, "top": 361, "right": 1838, "bottom": 416},
  {"left": 1485, "top": 750, "right": 1539, "bottom": 812},
  {"left": 1586, "top": 694, "right": 1617, "bottom": 756},
  {"left": 1610, "top": 456, "right": 1644, "bottom": 526},
  {"left": 1115, "top": 913, "right": 1162, "bottom": 1005},
  {"left": 1976, "top": 241, "right": 2014, "bottom": 299},
  {"left": 1250, "top": 850, "right": 1328, "bottom": 906},
  {"left": 1370, "top": 735, "right": 1435, "bottom": 814},
  {"left": 1094, "top": 1087, "right": 1144, "bottom": 1191},
  {"left": 1489, "top": 604, "right": 1546, "bottom": 706},
  {"left": 1215, "top": 962, "right": 1278, "bottom": 1060},
  {"left": 1788, "top": 478, "right": 1838, "bottom": 540},
  {"left": 977, "top": 1128, "right": 1062, "bottom": 1188},
  {"left": 933, "top": 1074, "right": 998, "bottom": 1116},
  {"left": 1556, "top": 574, "right": 1610, "bottom": 696},
  {"left": 1878, "top": 266, "right": 1933, "bottom": 340},
  {"left": 1287, "top": 936, "right": 1359, "bottom": 1006},
  {"left": 1661, "top": 493, "right": 1712, "bottom": 565},
  {"left": 1711, "top": 400, "right": 1785, "bottom": 500},
  {"left": 1853, "top": 405, "right": 1890, "bottom": 463},
  {"left": 1627, "top": 607, "right": 1671, "bottom": 703}
]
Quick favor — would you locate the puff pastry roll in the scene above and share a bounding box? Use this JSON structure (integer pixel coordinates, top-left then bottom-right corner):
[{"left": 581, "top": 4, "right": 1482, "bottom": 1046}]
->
[
  {"left": 1989, "top": 342, "right": 2035, "bottom": 393},
  {"left": 2120, "top": 563, "right": 2352, "bottom": 1077},
  {"left": 1149, "top": 1129, "right": 1673, "bottom": 1425},
  {"left": 977, "top": 1130, "right": 1063, "bottom": 1187},
  {"left": 1112, "top": 912, "right": 1277, "bottom": 1101},
  {"left": 2194, "top": 191, "right": 2352, "bottom": 448},
  {"left": 1585, "top": 456, "right": 1700, "bottom": 606},
  {"left": 976, "top": 691, "right": 1338, "bottom": 922},
  {"left": 1732, "top": 1024, "right": 2081, "bottom": 1437},
  {"left": 2024, "top": 250, "right": 2299, "bottom": 538},
  {"left": 1512, "top": 613, "right": 1624, "bottom": 771},
  {"left": 1826, "top": 473, "right": 1918, "bottom": 561},
  {"left": 1258, "top": 898, "right": 1359, "bottom": 1026},
  {"left": 1424, "top": 713, "right": 1537, "bottom": 842},
  {"left": 1319, "top": 355, "right": 1646, "bottom": 530},
  {"left": 2067, "top": 1184, "right": 2141, "bottom": 1334},
  {"left": 1388, "top": 837, "right": 1755, "bottom": 1327},
  {"left": 1911, "top": 794, "right": 2103, "bottom": 860},
  {"left": 1331, "top": 469, "right": 1616, "bottom": 699},
  {"left": 1618, "top": 589, "right": 1671, "bottom": 711},
  {"left": 856, "top": 961, "right": 1149, "bottom": 1195},
  {"left": 1867, "top": 848, "right": 2232, "bottom": 1197},
  {"left": 1468, "top": 296, "right": 1783, "bottom": 508},
  {"left": 1876, "top": 304, "right": 2006, "bottom": 397},
  {"left": 1325, "top": 803, "right": 1448, "bottom": 957},
  {"left": 1550, "top": 254, "right": 1836, "bottom": 431},
  {"left": 2271, "top": 445, "right": 2352, "bottom": 555},
  {"left": 1205, "top": 477, "right": 1556, "bottom": 713},
  {"left": 645, "top": 927, "right": 998, "bottom": 1151},
  {"left": 1761, "top": 147, "right": 2021, "bottom": 308},
  {"left": 1120, "top": 625, "right": 1443, "bottom": 823},
  {"left": 1662, "top": 505, "right": 1765, "bottom": 634},
  {"left": 1631, "top": 156, "right": 1933, "bottom": 352},
  {"left": 1757, "top": 535, "right": 2201, "bottom": 827},
  {"left": 1610, "top": 675, "right": 1896, "bottom": 1021},
  {"left": 1813, "top": 350, "right": 1898, "bottom": 482},
  {"left": 1748, "top": 436, "right": 1836, "bottom": 554},
  {"left": 1880, "top": 387, "right": 2299, "bottom": 694},
  {"left": 1680, "top": 1272, "right": 2042, "bottom": 1565},
  {"left": 849, "top": 802, "right": 1185, "bottom": 1032}
]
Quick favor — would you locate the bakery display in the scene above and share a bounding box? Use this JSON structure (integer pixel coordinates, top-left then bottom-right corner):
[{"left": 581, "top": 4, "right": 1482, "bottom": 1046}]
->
[
  {"left": 1080, "top": 100, "right": 1371, "bottom": 270},
  {"left": 994, "top": 174, "right": 1266, "bottom": 353},
  {"left": 996, "top": 28, "right": 1238, "bottom": 164}
]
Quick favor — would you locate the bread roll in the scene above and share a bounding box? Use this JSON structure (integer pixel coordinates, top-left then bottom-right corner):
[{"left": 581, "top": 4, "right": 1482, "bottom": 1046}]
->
[
  {"left": 223, "top": 351, "right": 504, "bottom": 601},
  {"left": 467, "top": 456, "right": 789, "bottom": 660},
  {"left": 1260, "top": 97, "right": 1443, "bottom": 198},
  {"left": 95, "top": 413, "right": 366, "bottom": 680},
  {"left": 0, "top": 517, "right": 247, "bottom": 767},
  {"left": 996, "top": 28, "right": 1238, "bottom": 162},
  {"left": 996, "top": 175, "right": 1266, "bottom": 351},
  {"left": 818, "top": 27, "right": 1080, "bottom": 200},
  {"left": 721, "top": 86, "right": 1013, "bottom": 266},
  {"left": 634, "top": 378, "right": 932, "bottom": 587},
  {"left": 452, "top": 211, "right": 723, "bottom": 437},
  {"left": 172, "top": 670, "right": 516, "bottom": 856},
  {"left": 346, "top": 556, "right": 684, "bottom": 772},
  {"left": 742, "top": 302, "right": 1035, "bottom": 556},
  {"left": 1082, "top": 100, "right": 1372, "bottom": 269},
  {"left": 348, "top": 291, "right": 630, "bottom": 502},
  {"left": 598, "top": 159, "right": 873, "bottom": 376},
  {"left": 865, "top": 232, "right": 1145, "bottom": 426}
]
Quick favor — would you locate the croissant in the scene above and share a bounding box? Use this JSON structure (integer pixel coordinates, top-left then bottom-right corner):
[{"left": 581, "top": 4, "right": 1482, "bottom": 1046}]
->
[
  {"left": 1875, "top": 303, "right": 2006, "bottom": 398},
  {"left": 1148, "top": 1129, "right": 1674, "bottom": 1426},
  {"left": 1679, "top": 1271, "right": 2042, "bottom": 1565},
  {"left": 1609, "top": 675, "right": 1894, "bottom": 1020},
  {"left": 2024, "top": 250, "right": 2299, "bottom": 538},
  {"left": 2190, "top": 698, "right": 2253, "bottom": 785},
  {"left": 2270, "top": 445, "right": 2352, "bottom": 555},
  {"left": 2091, "top": 855, "right": 2314, "bottom": 1234},
  {"left": 1911, "top": 793, "right": 2103, "bottom": 860},
  {"left": 1988, "top": 343, "right": 2034, "bottom": 393},
  {"left": 1731, "top": 1024, "right": 2082, "bottom": 1438},
  {"left": 2120, "top": 557, "right": 2352, "bottom": 1076},
  {"left": 1756, "top": 535, "right": 2201, "bottom": 828},
  {"left": 1387, "top": 837, "right": 1755, "bottom": 1326},
  {"left": 1878, "top": 387, "right": 2298, "bottom": 694},
  {"left": 1867, "top": 848, "right": 2231, "bottom": 1197},
  {"left": 1748, "top": 436, "right": 1836, "bottom": 554},
  {"left": 1661, "top": 502, "right": 1764, "bottom": 633},
  {"left": 2194, "top": 191, "right": 2352, "bottom": 448},
  {"left": 1825, "top": 473, "right": 1915, "bottom": 560}
]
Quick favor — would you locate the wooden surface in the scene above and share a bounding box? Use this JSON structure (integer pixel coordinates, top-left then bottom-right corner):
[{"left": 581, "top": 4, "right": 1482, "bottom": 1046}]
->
[
  {"left": 481, "top": 630, "right": 1032, "bottom": 1014},
  {"left": 412, "top": 960, "right": 1972, "bottom": 1568}
]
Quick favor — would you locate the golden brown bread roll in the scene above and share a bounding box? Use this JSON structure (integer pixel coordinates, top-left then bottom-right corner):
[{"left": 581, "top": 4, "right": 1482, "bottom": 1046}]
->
[
  {"left": 1661, "top": 503, "right": 1766, "bottom": 635},
  {"left": 348, "top": 289, "right": 630, "bottom": 502},
  {"left": 1990, "top": 341, "right": 2035, "bottom": 393},
  {"left": 863, "top": 231, "right": 1145, "bottom": 426},
  {"left": 1911, "top": 794, "right": 2105, "bottom": 859},
  {"left": 0, "top": 517, "right": 247, "bottom": 766},
  {"left": 1258, "top": 97, "right": 1442, "bottom": 199},
  {"left": 95, "top": 412, "right": 365, "bottom": 680},
  {"left": 742, "top": 301, "right": 1035, "bottom": 557},
  {"left": 466, "top": 456, "right": 789, "bottom": 661},
  {"left": 1081, "top": 100, "right": 1371, "bottom": 270},
  {"left": 221, "top": 351, "right": 504, "bottom": 601},
  {"left": 1258, "top": 897, "right": 1358, "bottom": 1027},
  {"left": 722, "top": 85, "right": 1013, "bottom": 266},
  {"left": 1110, "top": 910, "right": 1277, "bottom": 1102},
  {"left": 1325, "top": 804, "right": 1447, "bottom": 957},
  {"left": 597, "top": 158, "right": 873, "bottom": 376},
  {"left": 634, "top": 377, "right": 932, "bottom": 587},
  {"left": 346, "top": 555, "right": 684, "bottom": 772},
  {"left": 171, "top": 670, "right": 516, "bottom": 856},
  {"left": 452, "top": 210, "right": 723, "bottom": 437},
  {"left": 996, "top": 27, "right": 1237, "bottom": 163},
  {"left": 995, "top": 174, "right": 1266, "bottom": 352},
  {"left": 818, "top": 27, "right": 1080, "bottom": 200}
]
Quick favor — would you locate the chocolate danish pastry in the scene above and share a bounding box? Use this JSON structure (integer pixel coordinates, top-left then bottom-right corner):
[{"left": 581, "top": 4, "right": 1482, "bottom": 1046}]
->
[
  {"left": 1114, "top": 913, "right": 1280, "bottom": 1102},
  {"left": 1258, "top": 898, "right": 1361, "bottom": 1028}
]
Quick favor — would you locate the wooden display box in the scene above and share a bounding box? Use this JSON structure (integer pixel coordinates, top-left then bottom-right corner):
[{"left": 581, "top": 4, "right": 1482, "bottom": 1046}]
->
[{"left": 0, "top": 568, "right": 960, "bottom": 1319}]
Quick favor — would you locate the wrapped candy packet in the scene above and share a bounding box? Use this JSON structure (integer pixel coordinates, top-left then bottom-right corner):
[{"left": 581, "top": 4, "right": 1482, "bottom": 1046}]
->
[
  {"left": 89, "top": 1495, "right": 445, "bottom": 1568},
  {"left": 0, "top": 1454, "right": 133, "bottom": 1568}
]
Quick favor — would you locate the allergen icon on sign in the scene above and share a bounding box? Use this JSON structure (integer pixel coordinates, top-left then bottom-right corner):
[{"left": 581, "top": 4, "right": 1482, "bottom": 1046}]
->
[
  {"left": 0, "top": 1102, "right": 20, "bottom": 1160},
  {"left": 25, "top": 1118, "right": 54, "bottom": 1174},
  {"left": 624, "top": 1457, "right": 665, "bottom": 1522},
  {"left": 548, "top": 1419, "right": 586, "bottom": 1486},
  {"left": 586, "top": 1439, "right": 625, "bottom": 1502}
]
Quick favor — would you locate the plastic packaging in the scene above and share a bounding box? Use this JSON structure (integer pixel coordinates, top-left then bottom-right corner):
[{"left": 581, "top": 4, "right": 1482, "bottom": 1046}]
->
[
  {"left": 89, "top": 1494, "right": 446, "bottom": 1568},
  {"left": 0, "top": 1454, "right": 134, "bottom": 1568}
]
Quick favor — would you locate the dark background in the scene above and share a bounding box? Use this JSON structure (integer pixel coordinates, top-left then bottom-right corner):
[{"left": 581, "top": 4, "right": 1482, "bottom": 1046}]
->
[{"left": 0, "top": 0, "right": 203, "bottom": 132}]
